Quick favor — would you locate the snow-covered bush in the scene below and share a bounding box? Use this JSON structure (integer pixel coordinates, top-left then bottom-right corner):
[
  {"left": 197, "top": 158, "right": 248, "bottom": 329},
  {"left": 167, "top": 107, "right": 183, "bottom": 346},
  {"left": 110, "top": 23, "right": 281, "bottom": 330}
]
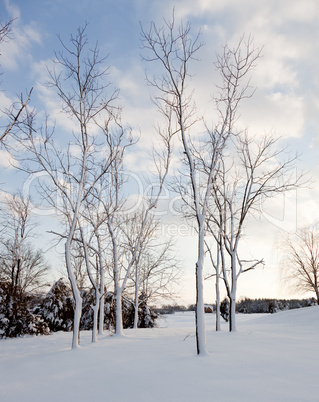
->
[
  {"left": 268, "top": 300, "right": 278, "bottom": 314},
  {"left": 80, "top": 290, "right": 157, "bottom": 331},
  {"left": 306, "top": 298, "right": 317, "bottom": 306},
  {"left": 0, "top": 282, "right": 49, "bottom": 338},
  {"left": 100, "top": 292, "right": 157, "bottom": 330},
  {"left": 34, "top": 279, "right": 74, "bottom": 332},
  {"left": 26, "top": 312, "right": 50, "bottom": 335},
  {"left": 138, "top": 304, "right": 157, "bottom": 328},
  {"left": 80, "top": 288, "right": 97, "bottom": 330},
  {"left": 104, "top": 292, "right": 115, "bottom": 330}
]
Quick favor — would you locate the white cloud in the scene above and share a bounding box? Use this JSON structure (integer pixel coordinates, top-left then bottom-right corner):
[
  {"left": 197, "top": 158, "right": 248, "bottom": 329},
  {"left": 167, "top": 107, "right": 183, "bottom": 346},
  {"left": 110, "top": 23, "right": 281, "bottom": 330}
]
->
[
  {"left": 0, "top": 149, "right": 16, "bottom": 169},
  {"left": 0, "top": 90, "right": 14, "bottom": 110},
  {"left": 4, "top": 0, "right": 20, "bottom": 19},
  {"left": 1, "top": 3, "right": 42, "bottom": 72},
  {"left": 239, "top": 91, "right": 305, "bottom": 139}
]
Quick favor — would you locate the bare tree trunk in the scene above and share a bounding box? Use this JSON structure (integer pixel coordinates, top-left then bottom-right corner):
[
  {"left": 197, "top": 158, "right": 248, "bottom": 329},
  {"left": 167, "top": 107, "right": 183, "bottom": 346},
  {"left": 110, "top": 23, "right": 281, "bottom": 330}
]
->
[
  {"left": 65, "top": 235, "right": 82, "bottom": 349},
  {"left": 97, "top": 234, "right": 105, "bottom": 335},
  {"left": 114, "top": 288, "right": 124, "bottom": 336},
  {"left": 133, "top": 264, "right": 139, "bottom": 329},
  {"left": 92, "top": 302, "right": 99, "bottom": 343},
  {"left": 215, "top": 266, "right": 221, "bottom": 332},
  {"left": 195, "top": 218, "right": 207, "bottom": 354},
  {"left": 229, "top": 295, "right": 236, "bottom": 332},
  {"left": 229, "top": 253, "right": 237, "bottom": 332},
  {"left": 99, "top": 277, "right": 105, "bottom": 335}
]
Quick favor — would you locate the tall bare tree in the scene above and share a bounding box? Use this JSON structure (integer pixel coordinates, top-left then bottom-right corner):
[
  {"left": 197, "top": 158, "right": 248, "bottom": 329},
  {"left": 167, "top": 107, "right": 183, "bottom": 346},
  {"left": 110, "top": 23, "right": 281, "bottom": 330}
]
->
[
  {"left": 207, "top": 132, "right": 303, "bottom": 331},
  {"left": 18, "top": 26, "right": 118, "bottom": 349},
  {"left": 141, "top": 15, "right": 259, "bottom": 354},
  {"left": 97, "top": 122, "right": 173, "bottom": 336}
]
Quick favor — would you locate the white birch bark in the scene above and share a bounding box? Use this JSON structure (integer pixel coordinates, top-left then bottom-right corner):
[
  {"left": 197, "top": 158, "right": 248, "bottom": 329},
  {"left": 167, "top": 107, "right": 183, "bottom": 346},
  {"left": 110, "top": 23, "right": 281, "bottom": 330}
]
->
[
  {"left": 196, "top": 215, "right": 207, "bottom": 353},
  {"left": 65, "top": 156, "right": 87, "bottom": 349},
  {"left": 133, "top": 261, "right": 139, "bottom": 329}
]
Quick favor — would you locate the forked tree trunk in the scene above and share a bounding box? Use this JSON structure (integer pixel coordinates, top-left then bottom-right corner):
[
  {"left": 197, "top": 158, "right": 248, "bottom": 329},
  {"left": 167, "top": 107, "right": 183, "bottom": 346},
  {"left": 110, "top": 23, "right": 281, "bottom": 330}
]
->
[{"left": 65, "top": 239, "right": 82, "bottom": 349}]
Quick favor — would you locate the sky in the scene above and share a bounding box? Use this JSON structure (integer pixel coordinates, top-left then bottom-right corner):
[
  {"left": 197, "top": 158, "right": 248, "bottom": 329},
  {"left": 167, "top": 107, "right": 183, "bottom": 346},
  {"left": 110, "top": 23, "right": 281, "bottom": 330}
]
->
[{"left": 1, "top": 0, "right": 319, "bottom": 305}]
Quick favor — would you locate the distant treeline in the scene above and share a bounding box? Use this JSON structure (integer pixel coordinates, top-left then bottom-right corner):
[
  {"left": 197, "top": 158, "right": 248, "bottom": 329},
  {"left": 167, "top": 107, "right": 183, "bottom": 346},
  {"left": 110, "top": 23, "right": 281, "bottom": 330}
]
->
[
  {"left": 236, "top": 297, "right": 317, "bottom": 314},
  {"left": 155, "top": 297, "right": 318, "bottom": 315}
]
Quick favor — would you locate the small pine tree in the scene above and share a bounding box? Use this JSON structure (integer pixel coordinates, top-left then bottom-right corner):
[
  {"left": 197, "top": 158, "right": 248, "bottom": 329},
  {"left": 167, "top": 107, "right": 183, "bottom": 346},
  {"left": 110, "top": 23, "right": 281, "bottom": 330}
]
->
[
  {"left": 80, "top": 288, "right": 95, "bottom": 330},
  {"left": 0, "top": 282, "right": 49, "bottom": 338},
  {"left": 220, "top": 298, "right": 230, "bottom": 322},
  {"left": 34, "top": 279, "right": 74, "bottom": 332}
]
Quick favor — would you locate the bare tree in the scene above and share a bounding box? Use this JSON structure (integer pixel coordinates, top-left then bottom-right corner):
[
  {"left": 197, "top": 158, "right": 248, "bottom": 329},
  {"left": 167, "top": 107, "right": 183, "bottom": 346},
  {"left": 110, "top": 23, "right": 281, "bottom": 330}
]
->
[
  {"left": 141, "top": 14, "right": 259, "bottom": 354},
  {"left": 208, "top": 132, "right": 303, "bottom": 331},
  {"left": 281, "top": 225, "right": 319, "bottom": 304},
  {"left": 121, "top": 212, "right": 180, "bottom": 328},
  {"left": 98, "top": 122, "right": 173, "bottom": 336},
  {"left": 0, "top": 193, "right": 50, "bottom": 296},
  {"left": 17, "top": 26, "right": 118, "bottom": 349}
]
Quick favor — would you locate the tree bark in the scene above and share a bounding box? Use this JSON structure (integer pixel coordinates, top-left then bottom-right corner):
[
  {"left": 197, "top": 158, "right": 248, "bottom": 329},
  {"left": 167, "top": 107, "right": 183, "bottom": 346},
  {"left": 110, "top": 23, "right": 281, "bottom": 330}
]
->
[
  {"left": 195, "top": 220, "right": 207, "bottom": 355},
  {"left": 115, "top": 289, "right": 124, "bottom": 336},
  {"left": 215, "top": 266, "right": 221, "bottom": 332}
]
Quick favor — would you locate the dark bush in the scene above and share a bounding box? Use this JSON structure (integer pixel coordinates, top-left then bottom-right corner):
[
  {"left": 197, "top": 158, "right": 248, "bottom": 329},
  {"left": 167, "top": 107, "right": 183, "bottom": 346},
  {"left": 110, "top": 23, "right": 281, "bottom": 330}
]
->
[
  {"left": 220, "top": 298, "right": 230, "bottom": 322},
  {"left": 0, "top": 282, "right": 49, "bottom": 338}
]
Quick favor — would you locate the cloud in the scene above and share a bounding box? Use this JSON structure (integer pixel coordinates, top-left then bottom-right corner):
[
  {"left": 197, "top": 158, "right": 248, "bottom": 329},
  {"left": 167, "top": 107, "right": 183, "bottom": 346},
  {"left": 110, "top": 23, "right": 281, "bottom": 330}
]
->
[
  {"left": 0, "top": 149, "right": 16, "bottom": 169},
  {"left": 4, "top": 0, "right": 20, "bottom": 19},
  {"left": 1, "top": 2, "right": 42, "bottom": 72}
]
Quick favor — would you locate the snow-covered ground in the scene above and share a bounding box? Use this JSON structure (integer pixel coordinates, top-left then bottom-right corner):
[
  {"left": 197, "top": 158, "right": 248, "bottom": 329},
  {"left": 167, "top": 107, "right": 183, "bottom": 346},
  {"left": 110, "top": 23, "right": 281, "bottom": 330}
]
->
[{"left": 0, "top": 307, "right": 318, "bottom": 401}]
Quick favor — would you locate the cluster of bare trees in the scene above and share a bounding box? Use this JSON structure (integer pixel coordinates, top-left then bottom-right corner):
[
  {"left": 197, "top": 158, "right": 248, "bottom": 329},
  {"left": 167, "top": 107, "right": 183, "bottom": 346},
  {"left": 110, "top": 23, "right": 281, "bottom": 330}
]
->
[
  {"left": 1, "top": 14, "right": 313, "bottom": 356},
  {"left": 6, "top": 25, "right": 179, "bottom": 348},
  {"left": 141, "top": 14, "right": 303, "bottom": 354}
]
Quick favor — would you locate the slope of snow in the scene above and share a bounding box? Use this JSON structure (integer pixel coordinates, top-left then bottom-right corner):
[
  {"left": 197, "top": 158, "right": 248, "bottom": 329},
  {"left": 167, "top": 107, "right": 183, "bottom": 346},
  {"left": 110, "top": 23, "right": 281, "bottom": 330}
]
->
[{"left": 0, "top": 307, "right": 318, "bottom": 401}]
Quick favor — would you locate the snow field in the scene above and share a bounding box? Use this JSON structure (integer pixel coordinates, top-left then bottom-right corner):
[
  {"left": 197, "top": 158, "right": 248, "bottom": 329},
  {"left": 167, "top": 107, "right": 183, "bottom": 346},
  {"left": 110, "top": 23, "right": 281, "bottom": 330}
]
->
[{"left": 0, "top": 307, "right": 318, "bottom": 401}]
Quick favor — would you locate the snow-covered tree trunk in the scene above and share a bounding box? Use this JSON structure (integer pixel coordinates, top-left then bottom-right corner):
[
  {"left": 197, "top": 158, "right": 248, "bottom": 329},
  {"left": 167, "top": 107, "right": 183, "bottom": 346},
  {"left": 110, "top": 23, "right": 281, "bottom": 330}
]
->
[
  {"left": 215, "top": 264, "right": 221, "bottom": 332},
  {"left": 114, "top": 287, "right": 124, "bottom": 336},
  {"left": 133, "top": 264, "right": 139, "bottom": 329},
  {"left": 107, "top": 208, "right": 125, "bottom": 336},
  {"left": 229, "top": 252, "right": 237, "bottom": 332},
  {"left": 98, "top": 279, "right": 104, "bottom": 335},
  {"left": 92, "top": 302, "right": 99, "bottom": 343},
  {"left": 229, "top": 294, "right": 236, "bottom": 332},
  {"left": 65, "top": 229, "right": 83, "bottom": 349},
  {"left": 195, "top": 216, "right": 207, "bottom": 354},
  {"left": 133, "top": 301, "right": 139, "bottom": 329},
  {"left": 97, "top": 234, "right": 105, "bottom": 335}
]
